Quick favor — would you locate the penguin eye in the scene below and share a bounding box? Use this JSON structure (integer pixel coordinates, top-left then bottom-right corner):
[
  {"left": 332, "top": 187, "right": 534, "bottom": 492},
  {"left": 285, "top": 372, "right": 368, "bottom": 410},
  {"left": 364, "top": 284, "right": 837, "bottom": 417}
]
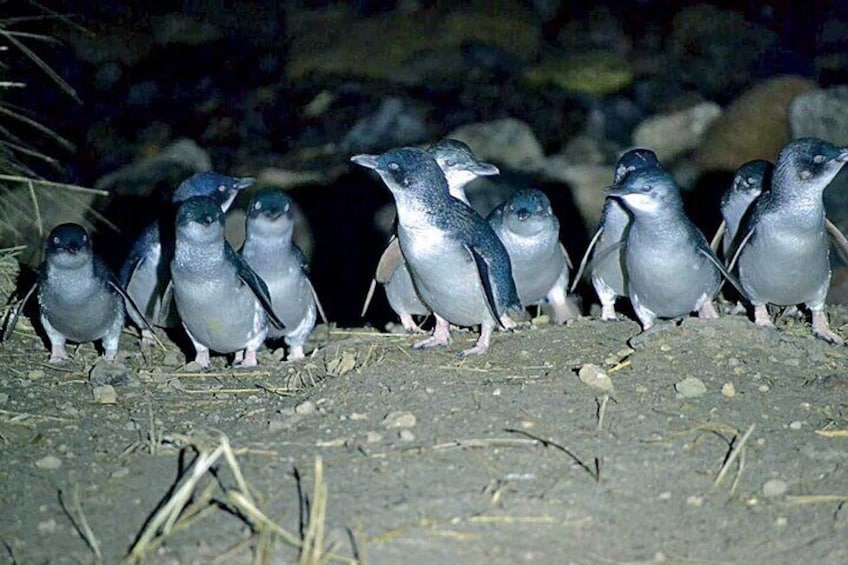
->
[
  {"left": 283, "top": 203, "right": 290, "bottom": 213},
  {"left": 746, "top": 176, "right": 755, "bottom": 184},
  {"left": 813, "top": 154, "right": 826, "bottom": 164},
  {"left": 388, "top": 162, "right": 400, "bottom": 171},
  {"left": 82, "top": 234, "right": 88, "bottom": 242},
  {"left": 546, "top": 206, "right": 553, "bottom": 214},
  {"left": 445, "top": 159, "right": 456, "bottom": 167},
  {"left": 254, "top": 201, "right": 262, "bottom": 211},
  {"left": 52, "top": 236, "right": 60, "bottom": 245},
  {"left": 217, "top": 184, "right": 226, "bottom": 192}
]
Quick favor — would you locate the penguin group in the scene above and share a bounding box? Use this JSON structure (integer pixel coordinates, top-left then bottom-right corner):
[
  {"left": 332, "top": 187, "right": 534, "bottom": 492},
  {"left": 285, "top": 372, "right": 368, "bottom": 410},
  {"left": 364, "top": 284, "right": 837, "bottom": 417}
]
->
[{"left": 9, "top": 136, "right": 848, "bottom": 365}]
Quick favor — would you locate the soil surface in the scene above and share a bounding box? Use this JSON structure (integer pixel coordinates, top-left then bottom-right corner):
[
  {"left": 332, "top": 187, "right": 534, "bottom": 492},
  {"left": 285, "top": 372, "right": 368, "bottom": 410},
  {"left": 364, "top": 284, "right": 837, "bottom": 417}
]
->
[{"left": 2, "top": 308, "right": 848, "bottom": 564}]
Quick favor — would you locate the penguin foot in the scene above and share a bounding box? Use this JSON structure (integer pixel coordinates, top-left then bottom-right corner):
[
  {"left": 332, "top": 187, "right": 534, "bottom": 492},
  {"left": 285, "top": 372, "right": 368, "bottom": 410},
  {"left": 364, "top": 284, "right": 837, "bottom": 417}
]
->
[
  {"left": 459, "top": 334, "right": 491, "bottom": 357},
  {"left": 234, "top": 349, "right": 259, "bottom": 367},
  {"left": 49, "top": 345, "right": 69, "bottom": 364},
  {"left": 413, "top": 318, "right": 451, "bottom": 350},
  {"left": 753, "top": 305, "right": 775, "bottom": 328},
  {"left": 288, "top": 345, "right": 306, "bottom": 361},
  {"left": 600, "top": 303, "right": 618, "bottom": 321},
  {"left": 194, "top": 349, "right": 211, "bottom": 369},
  {"left": 399, "top": 314, "right": 425, "bottom": 333},
  {"left": 812, "top": 310, "right": 844, "bottom": 345},
  {"left": 698, "top": 300, "right": 719, "bottom": 319},
  {"left": 103, "top": 349, "right": 118, "bottom": 362}
]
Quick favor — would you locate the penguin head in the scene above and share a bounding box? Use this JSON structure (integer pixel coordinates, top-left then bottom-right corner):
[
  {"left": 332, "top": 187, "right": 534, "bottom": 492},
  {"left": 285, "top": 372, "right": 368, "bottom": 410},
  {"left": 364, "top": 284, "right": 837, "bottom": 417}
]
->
[
  {"left": 175, "top": 195, "right": 225, "bottom": 243},
  {"left": 613, "top": 148, "right": 661, "bottom": 186},
  {"left": 501, "top": 188, "right": 556, "bottom": 236},
  {"left": 352, "top": 147, "right": 448, "bottom": 198},
  {"left": 606, "top": 167, "right": 681, "bottom": 217},
  {"left": 246, "top": 188, "right": 294, "bottom": 237},
  {"left": 730, "top": 160, "right": 772, "bottom": 197},
  {"left": 45, "top": 223, "right": 93, "bottom": 268},
  {"left": 777, "top": 138, "right": 848, "bottom": 191},
  {"left": 428, "top": 139, "right": 499, "bottom": 193},
  {"left": 173, "top": 172, "right": 255, "bottom": 211}
]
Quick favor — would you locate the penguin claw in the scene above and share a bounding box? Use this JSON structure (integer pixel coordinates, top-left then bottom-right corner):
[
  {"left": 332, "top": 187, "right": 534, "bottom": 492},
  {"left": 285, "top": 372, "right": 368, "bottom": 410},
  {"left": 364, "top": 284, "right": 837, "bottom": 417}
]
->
[{"left": 812, "top": 311, "right": 844, "bottom": 345}]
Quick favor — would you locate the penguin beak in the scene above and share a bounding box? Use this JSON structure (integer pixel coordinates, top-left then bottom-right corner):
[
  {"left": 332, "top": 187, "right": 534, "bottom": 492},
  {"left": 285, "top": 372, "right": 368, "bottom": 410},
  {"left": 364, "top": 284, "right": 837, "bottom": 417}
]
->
[
  {"left": 351, "top": 154, "right": 379, "bottom": 170},
  {"left": 235, "top": 177, "right": 256, "bottom": 190},
  {"left": 838, "top": 148, "right": 848, "bottom": 163},
  {"left": 469, "top": 162, "right": 499, "bottom": 176},
  {"left": 605, "top": 186, "right": 626, "bottom": 198}
]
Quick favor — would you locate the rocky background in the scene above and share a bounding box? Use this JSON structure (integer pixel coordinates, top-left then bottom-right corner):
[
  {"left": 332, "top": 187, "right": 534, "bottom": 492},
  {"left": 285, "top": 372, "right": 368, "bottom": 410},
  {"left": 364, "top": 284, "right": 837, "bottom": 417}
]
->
[{"left": 4, "top": 0, "right": 848, "bottom": 323}]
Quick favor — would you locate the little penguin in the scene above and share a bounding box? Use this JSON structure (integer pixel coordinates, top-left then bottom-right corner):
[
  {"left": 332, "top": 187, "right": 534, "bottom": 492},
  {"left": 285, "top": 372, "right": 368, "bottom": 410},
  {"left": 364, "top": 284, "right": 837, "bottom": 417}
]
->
[
  {"left": 573, "top": 148, "right": 661, "bottom": 320},
  {"left": 731, "top": 137, "right": 848, "bottom": 343},
  {"left": 121, "top": 172, "right": 254, "bottom": 342},
  {"left": 607, "top": 167, "right": 722, "bottom": 332},
  {"left": 170, "top": 195, "right": 284, "bottom": 368},
  {"left": 364, "top": 138, "right": 499, "bottom": 331},
  {"left": 352, "top": 147, "right": 521, "bottom": 356},
  {"left": 711, "top": 160, "right": 772, "bottom": 257},
  {"left": 37, "top": 224, "right": 125, "bottom": 363},
  {"left": 240, "top": 189, "right": 326, "bottom": 361},
  {"left": 487, "top": 188, "right": 579, "bottom": 323}
]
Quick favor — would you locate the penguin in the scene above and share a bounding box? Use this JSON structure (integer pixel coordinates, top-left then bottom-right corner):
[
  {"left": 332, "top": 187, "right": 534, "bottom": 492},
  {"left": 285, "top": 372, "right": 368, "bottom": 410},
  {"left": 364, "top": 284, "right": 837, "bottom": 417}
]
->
[
  {"left": 731, "top": 137, "right": 848, "bottom": 344},
  {"left": 607, "top": 166, "right": 723, "bottom": 332},
  {"left": 487, "top": 188, "right": 579, "bottom": 323},
  {"left": 710, "top": 160, "right": 772, "bottom": 257},
  {"left": 36, "top": 224, "right": 125, "bottom": 363},
  {"left": 169, "top": 195, "right": 284, "bottom": 368},
  {"left": 240, "top": 189, "right": 326, "bottom": 361},
  {"left": 363, "top": 138, "right": 499, "bottom": 331},
  {"left": 121, "top": 172, "right": 254, "bottom": 343},
  {"left": 572, "top": 148, "right": 661, "bottom": 321},
  {"left": 352, "top": 147, "right": 521, "bottom": 356}
]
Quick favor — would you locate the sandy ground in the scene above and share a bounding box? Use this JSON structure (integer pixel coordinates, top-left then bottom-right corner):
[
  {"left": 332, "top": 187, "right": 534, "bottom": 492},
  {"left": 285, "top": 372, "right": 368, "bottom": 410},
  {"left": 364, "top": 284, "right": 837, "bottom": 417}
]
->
[{"left": 2, "top": 303, "right": 848, "bottom": 564}]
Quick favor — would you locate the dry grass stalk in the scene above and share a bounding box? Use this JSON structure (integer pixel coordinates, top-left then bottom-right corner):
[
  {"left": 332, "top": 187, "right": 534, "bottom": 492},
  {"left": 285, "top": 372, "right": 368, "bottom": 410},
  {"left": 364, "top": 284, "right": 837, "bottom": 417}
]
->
[{"left": 713, "top": 423, "right": 755, "bottom": 488}]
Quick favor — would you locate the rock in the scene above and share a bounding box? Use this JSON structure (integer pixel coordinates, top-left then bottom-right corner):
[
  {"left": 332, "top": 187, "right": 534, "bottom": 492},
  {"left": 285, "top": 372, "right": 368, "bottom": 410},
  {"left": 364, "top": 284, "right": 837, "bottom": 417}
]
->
[
  {"left": 35, "top": 455, "right": 62, "bottom": 470},
  {"left": 183, "top": 361, "right": 205, "bottom": 372},
  {"left": 0, "top": 392, "right": 7, "bottom": 405},
  {"left": 674, "top": 376, "right": 706, "bottom": 398},
  {"left": 523, "top": 51, "right": 633, "bottom": 96},
  {"left": 382, "top": 410, "right": 417, "bottom": 429},
  {"left": 541, "top": 159, "right": 610, "bottom": 228},
  {"left": 295, "top": 400, "right": 316, "bottom": 415},
  {"left": 399, "top": 429, "right": 416, "bottom": 442},
  {"left": 94, "top": 138, "right": 211, "bottom": 197},
  {"left": 162, "top": 352, "right": 182, "bottom": 367},
  {"left": 632, "top": 102, "right": 722, "bottom": 163},
  {"left": 721, "top": 382, "right": 736, "bottom": 398},
  {"left": 93, "top": 384, "right": 118, "bottom": 404},
  {"left": 89, "top": 361, "right": 138, "bottom": 387},
  {"left": 340, "top": 97, "right": 429, "bottom": 154},
  {"left": 762, "top": 479, "right": 788, "bottom": 498},
  {"left": 789, "top": 87, "right": 848, "bottom": 145},
  {"left": 366, "top": 431, "right": 383, "bottom": 444},
  {"left": 694, "top": 76, "right": 817, "bottom": 172},
  {"left": 577, "top": 364, "right": 614, "bottom": 393},
  {"left": 448, "top": 118, "right": 546, "bottom": 173},
  {"left": 27, "top": 369, "right": 45, "bottom": 380}
]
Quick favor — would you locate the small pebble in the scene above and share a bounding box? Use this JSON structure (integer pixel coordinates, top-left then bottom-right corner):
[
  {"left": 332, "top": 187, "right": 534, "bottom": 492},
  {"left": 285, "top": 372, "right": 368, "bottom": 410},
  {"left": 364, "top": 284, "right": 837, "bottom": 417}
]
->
[
  {"left": 90, "top": 361, "right": 137, "bottom": 387},
  {"left": 295, "top": 400, "right": 316, "bottom": 415},
  {"left": 762, "top": 479, "right": 787, "bottom": 498},
  {"left": 492, "top": 388, "right": 502, "bottom": 396},
  {"left": 399, "top": 429, "right": 415, "bottom": 442},
  {"left": 162, "top": 352, "right": 182, "bottom": 366},
  {"left": 758, "top": 384, "right": 770, "bottom": 392},
  {"left": 0, "top": 392, "right": 8, "bottom": 405},
  {"left": 721, "top": 382, "right": 736, "bottom": 398},
  {"left": 775, "top": 517, "right": 788, "bottom": 528},
  {"left": 37, "top": 518, "right": 57, "bottom": 534},
  {"left": 350, "top": 412, "right": 368, "bottom": 421},
  {"left": 111, "top": 466, "right": 130, "bottom": 479},
  {"left": 686, "top": 495, "right": 704, "bottom": 507},
  {"left": 577, "top": 364, "right": 614, "bottom": 392},
  {"left": 28, "top": 369, "right": 45, "bottom": 380},
  {"left": 382, "top": 410, "right": 416, "bottom": 428},
  {"left": 658, "top": 491, "right": 672, "bottom": 500},
  {"left": 675, "top": 376, "right": 707, "bottom": 398},
  {"left": 93, "top": 384, "right": 117, "bottom": 404},
  {"left": 271, "top": 348, "right": 287, "bottom": 362},
  {"left": 531, "top": 314, "right": 550, "bottom": 325},
  {"left": 789, "top": 421, "right": 803, "bottom": 430},
  {"left": 35, "top": 455, "right": 62, "bottom": 470},
  {"left": 366, "top": 431, "right": 383, "bottom": 443}
]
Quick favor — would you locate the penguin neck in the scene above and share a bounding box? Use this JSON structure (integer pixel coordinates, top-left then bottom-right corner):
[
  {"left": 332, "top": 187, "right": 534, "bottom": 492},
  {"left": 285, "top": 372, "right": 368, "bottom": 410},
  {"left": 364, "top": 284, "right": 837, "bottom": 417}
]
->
[
  {"left": 46, "top": 259, "right": 98, "bottom": 300},
  {"left": 242, "top": 230, "right": 297, "bottom": 267},
  {"left": 174, "top": 238, "right": 227, "bottom": 275},
  {"left": 393, "top": 190, "right": 448, "bottom": 231},
  {"left": 630, "top": 207, "right": 690, "bottom": 240},
  {"left": 770, "top": 171, "right": 826, "bottom": 227}
]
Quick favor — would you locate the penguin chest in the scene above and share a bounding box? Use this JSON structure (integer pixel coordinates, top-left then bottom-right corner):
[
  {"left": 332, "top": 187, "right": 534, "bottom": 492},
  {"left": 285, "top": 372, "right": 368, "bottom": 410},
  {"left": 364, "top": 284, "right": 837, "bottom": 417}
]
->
[
  {"left": 41, "top": 278, "right": 121, "bottom": 343},
  {"left": 173, "top": 272, "right": 265, "bottom": 353},
  {"left": 252, "top": 262, "right": 314, "bottom": 339},
  {"left": 739, "top": 221, "right": 830, "bottom": 306},
  {"left": 126, "top": 243, "right": 162, "bottom": 319},
  {"left": 398, "top": 227, "right": 493, "bottom": 327},
  {"left": 501, "top": 233, "right": 564, "bottom": 304}
]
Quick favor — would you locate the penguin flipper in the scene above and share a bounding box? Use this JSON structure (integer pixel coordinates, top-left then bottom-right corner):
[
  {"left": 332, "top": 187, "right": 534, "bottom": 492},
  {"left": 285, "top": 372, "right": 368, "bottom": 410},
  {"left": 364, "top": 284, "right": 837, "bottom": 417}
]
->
[
  {"left": 710, "top": 221, "right": 726, "bottom": 254},
  {"left": 559, "top": 242, "right": 574, "bottom": 270},
  {"left": 1, "top": 282, "right": 37, "bottom": 343},
  {"left": 825, "top": 218, "right": 848, "bottom": 264},
  {"left": 361, "top": 278, "right": 377, "bottom": 318},
  {"left": 375, "top": 237, "right": 402, "bottom": 283},
  {"left": 727, "top": 227, "right": 755, "bottom": 272},
  {"left": 107, "top": 280, "right": 165, "bottom": 349},
  {"left": 307, "top": 278, "right": 329, "bottom": 324},
  {"left": 570, "top": 226, "right": 603, "bottom": 292},
  {"left": 466, "top": 244, "right": 504, "bottom": 328},
  {"left": 697, "top": 246, "right": 747, "bottom": 299},
  {"left": 227, "top": 246, "right": 286, "bottom": 330}
]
